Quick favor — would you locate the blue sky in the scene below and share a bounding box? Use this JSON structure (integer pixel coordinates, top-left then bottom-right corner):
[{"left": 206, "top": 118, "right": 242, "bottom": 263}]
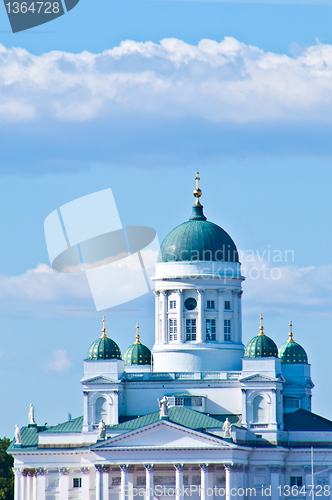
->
[{"left": 1, "top": 1, "right": 332, "bottom": 437}]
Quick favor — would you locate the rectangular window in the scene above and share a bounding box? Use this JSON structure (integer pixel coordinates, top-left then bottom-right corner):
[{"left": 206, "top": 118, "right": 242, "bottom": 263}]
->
[
  {"left": 206, "top": 319, "right": 216, "bottom": 341},
  {"left": 225, "top": 301, "right": 231, "bottom": 310},
  {"left": 224, "top": 319, "right": 231, "bottom": 341},
  {"left": 290, "top": 477, "right": 303, "bottom": 487},
  {"left": 186, "top": 319, "right": 196, "bottom": 340},
  {"left": 207, "top": 300, "right": 215, "bottom": 309},
  {"left": 169, "top": 300, "right": 176, "bottom": 309},
  {"left": 169, "top": 318, "right": 177, "bottom": 340},
  {"left": 73, "top": 478, "right": 82, "bottom": 488},
  {"left": 283, "top": 398, "right": 300, "bottom": 408}
]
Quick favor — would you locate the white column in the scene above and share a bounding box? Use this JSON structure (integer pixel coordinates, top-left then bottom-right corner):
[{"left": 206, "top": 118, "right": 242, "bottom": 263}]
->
[
  {"left": 161, "top": 291, "right": 168, "bottom": 344},
  {"left": 177, "top": 290, "right": 184, "bottom": 343},
  {"left": 95, "top": 465, "right": 104, "bottom": 500},
  {"left": 145, "top": 464, "right": 154, "bottom": 500},
  {"left": 225, "top": 465, "right": 236, "bottom": 500},
  {"left": 154, "top": 291, "right": 160, "bottom": 343},
  {"left": 81, "top": 467, "right": 90, "bottom": 500},
  {"left": 20, "top": 470, "right": 27, "bottom": 500},
  {"left": 329, "top": 470, "right": 332, "bottom": 500},
  {"left": 36, "top": 468, "right": 46, "bottom": 500},
  {"left": 83, "top": 391, "right": 89, "bottom": 431},
  {"left": 175, "top": 464, "right": 184, "bottom": 500},
  {"left": 197, "top": 290, "right": 205, "bottom": 343},
  {"left": 218, "top": 290, "right": 225, "bottom": 342},
  {"left": 32, "top": 473, "right": 37, "bottom": 500},
  {"left": 120, "top": 464, "right": 129, "bottom": 500},
  {"left": 14, "top": 468, "right": 21, "bottom": 500},
  {"left": 59, "top": 468, "right": 69, "bottom": 500},
  {"left": 305, "top": 467, "right": 313, "bottom": 500},
  {"left": 270, "top": 466, "right": 280, "bottom": 500},
  {"left": 241, "top": 389, "right": 247, "bottom": 427},
  {"left": 103, "top": 465, "right": 109, "bottom": 500},
  {"left": 199, "top": 464, "right": 209, "bottom": 500},
  {"left": 27, "top": 473, "right": 32, "bottom": 500},
  {"left": 237, "top": 466, "right": 244, "bottom": 499}
]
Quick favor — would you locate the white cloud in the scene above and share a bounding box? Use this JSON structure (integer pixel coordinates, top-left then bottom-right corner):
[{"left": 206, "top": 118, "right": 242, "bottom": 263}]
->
[
  {"left": 240, "top": 252, "right": 332, "bottom": 317},
  {"left": 2, "top": 38, "right": 332, "bottom": 124},
  {"left": 47, "top": 349, "right": 72, "bottom": 372}
]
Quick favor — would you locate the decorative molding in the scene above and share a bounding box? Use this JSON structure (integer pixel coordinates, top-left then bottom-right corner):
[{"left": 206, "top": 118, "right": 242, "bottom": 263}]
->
[
  {"left": 36, "top": 468, "right": 46, "bottom": 476},
  {"left": 154, "top": 290, "right": 160, "bottom": 297},
  {"left": 161, "top": 291, "right": 168, "bottom": 297},
  {"left": 103, "top": 465, "right": 110, "bottom": 473},
  {"left": 60, "top": 467, "right": 69, "bottom": 475},
  {"left": 95, "top": 465, "right": 104, "bottom": 473},
  {"left": 269, "top": 466, "right": 281, "bottom": 473},
  {"left": 174, "top": 464, "right": 184, "bottom": 471},
  {"left": 199, "top": 464, "right": 209, "bottom": 471},
  {"left": 224, "top": 464, "right": 236, "bottom": 472},
  {"left": 197, "top": 289, "right": 205, "bottom": 296},
  {"left": 144, "top": 464, "right": 154, "bottom": 472},
  {"left": 120, "top": 464, "right": 130, "bottom": 472},
  {"left": 81, "top": 467, "right": 90, "bottom": 474}
]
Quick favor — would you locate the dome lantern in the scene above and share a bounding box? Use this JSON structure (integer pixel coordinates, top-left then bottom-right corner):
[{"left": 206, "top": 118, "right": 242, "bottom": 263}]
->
[
  {"left": 86, "top": 316, "right": 122, "bottom": 361},
  {"left": 244, "top": 314, "right": 278, "bottom": 358},
  {"left": 278, "top": 321, "right": 308, "bottom": 364},
  {"left": 124, "top": 323, "right": 151, "bottom": 366}
]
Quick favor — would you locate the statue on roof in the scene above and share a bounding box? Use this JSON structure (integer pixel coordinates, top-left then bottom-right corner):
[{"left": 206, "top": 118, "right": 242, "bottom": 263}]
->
[
  {"left": 98, "top": 419, "right": 106, "bottom": 440},
  {"left": 15, "top": 424, "right": 22, "bottom": 445},
  {"left": 28, "top": 404, "right": 36, "bottom": 425},
  {"left": 222, "top": 417, "right": 232, "bottom": 438},
  {"left": 158, "top": 396, "right": 169, "bottom": 417}
]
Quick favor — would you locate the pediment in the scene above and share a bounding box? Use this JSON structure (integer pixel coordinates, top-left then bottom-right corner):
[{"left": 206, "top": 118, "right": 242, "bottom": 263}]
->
[
  {"left": 92, "top": 420, "right": 234, "bottom": 450},
  {"left": 240, "top": 373, "right": 280, "bottom": 383},
  {"left": 81, "top": 375, "right": 120, "bottom": 385}
]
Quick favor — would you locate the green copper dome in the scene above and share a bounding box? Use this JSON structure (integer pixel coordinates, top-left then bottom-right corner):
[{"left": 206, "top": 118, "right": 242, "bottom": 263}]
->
[
  {"left": 123, "top": 324, "right": 151, "bottom": 366},
  {"left": 158, "top": 204, "right": 239, "bottom": 263},
  {"left": 244, "top": 314, "right": 278, "bottom": 358},
  {"left": 87, "top": 317, "right": 122, "bottom": 361},
  {"left": 158, "top": 172, "right": 239, "bottom": 264},
  {"left": 279, "top": 322, "right": 308, "bottom": 364}
]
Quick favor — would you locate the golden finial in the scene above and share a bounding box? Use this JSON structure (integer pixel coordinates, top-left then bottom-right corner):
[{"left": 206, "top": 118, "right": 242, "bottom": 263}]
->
[
  {"left": 135, "top": 322, "right": 141, "bottom": 344},
  {"left": 101, "top": 316, "right": 108, "bottom": 338},
  {"left": 288, "top": 320, "right": 294, "bottom": 342},
  {"left": 258, "top": 313, "right": 264, "bottom": 336},
  {"left": 193, "top": 171, "right": 202, "bottom": 205}
]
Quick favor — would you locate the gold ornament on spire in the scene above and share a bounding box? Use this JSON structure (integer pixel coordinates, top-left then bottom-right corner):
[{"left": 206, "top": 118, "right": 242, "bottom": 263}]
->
[
  {"left": 101, "top": 316, "right": 108, "bottom": 338},
  {"left": 288, "top": 320, "right": 294, "bottom": 342},
  {"left": 193, "top": 171, "right": 202, "bottom": 205},
  {"left": 258, "top": 313, "right": 264, "bottom": 336},
  {"left": 135, "top": 322, "right": 141, "bottom": 344}
]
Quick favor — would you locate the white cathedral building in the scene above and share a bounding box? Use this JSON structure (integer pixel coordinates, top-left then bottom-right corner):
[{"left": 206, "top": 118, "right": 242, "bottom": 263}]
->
[{"left": 8, "top": 174, "right": 332, "bottom": 500}]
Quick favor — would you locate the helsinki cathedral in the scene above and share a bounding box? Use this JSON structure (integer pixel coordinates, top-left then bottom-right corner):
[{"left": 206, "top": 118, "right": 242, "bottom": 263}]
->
[{"left": 8, "top": 174, "right": 332, "bottom": 500}]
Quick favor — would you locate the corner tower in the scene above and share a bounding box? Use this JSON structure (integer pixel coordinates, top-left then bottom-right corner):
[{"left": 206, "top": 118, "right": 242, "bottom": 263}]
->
[{"left": 152, "top": 172, "right": 245, "bottom": 373}]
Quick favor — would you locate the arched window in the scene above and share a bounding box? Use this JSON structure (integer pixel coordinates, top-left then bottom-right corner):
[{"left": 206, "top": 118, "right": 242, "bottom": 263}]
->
[
  {"left": 253, "top": 396, "right": 266, "bottom": 423},
  {"left": 95, "top": 397, "right": 108, "bottom": 424}
]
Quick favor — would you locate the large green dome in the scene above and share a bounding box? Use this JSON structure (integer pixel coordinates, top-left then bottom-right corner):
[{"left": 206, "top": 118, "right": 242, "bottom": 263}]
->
[
  {"left": 87, "top": 317, "right": 122, "bottom": 361},
  {"left": 244, "top": 315, "right": 278, "bottom": 358},
  {"left": 279, "top": 322, "right": 308, "bottom": 364},
  {"left": 123, "top": 324, "right": 151, "bottom": 365},
  {"left": 158, "top": 204, "right": 239, "bottom": 263}
]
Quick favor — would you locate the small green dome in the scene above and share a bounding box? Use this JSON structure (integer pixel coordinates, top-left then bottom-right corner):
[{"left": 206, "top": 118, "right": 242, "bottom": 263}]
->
[
  {"left": 87, "top": 317, "right": 122, "bottom": 360},
  {"left": 123, "top": 324, "right": 151, "bottom": 366},
  {"left": 278, "top": 322, "right": 308, "bottom": 364},
  {"left": 158, "top": 204, "right": 239, "bottom": 263},
  {"left": 244, "top": 314, "right": 278, "bottom": 358}
]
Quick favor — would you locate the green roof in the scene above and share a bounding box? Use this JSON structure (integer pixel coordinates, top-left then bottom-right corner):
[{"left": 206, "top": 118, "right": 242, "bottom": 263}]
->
[
  {"left": 279, "top": 338, "right": 308, "bottom": 364},
  {"left": 87, "top": 336, "right": 121, "bottom": 361},
  {"left": 244, "top": 334, "right": 278, "bottom": 358},
  {"left": 44, "top": 416, "right": 83, "bottom": 434},
  {"left": 109, "top": 407, "right": 240, "bottom": 432},
  {"left": 158, "top": 204, "right": 239, "bottom": 263},
  {"left": 123, "top": 342, "right": 151, "bottom": 366},
  {"left": 284, "top": 409, "right": 332, "bottom": 432}
]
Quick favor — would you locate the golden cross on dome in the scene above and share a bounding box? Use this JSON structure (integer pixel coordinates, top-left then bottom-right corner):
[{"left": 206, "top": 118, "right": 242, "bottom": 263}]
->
[
  {"left": 288, "top": 320, "right": 294, "bottom": 342},
  {"left": 193, "top": 171, "right": 202, "bottom": 205},
  {"left": 101, "top": 316, "right": 107, "bottom": 338},
  {"left": 258, "top": 313, "right": 264, "bottom": 336},
  {"left": 135, "top": 322, "right": 141, "bottom": 344}
]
